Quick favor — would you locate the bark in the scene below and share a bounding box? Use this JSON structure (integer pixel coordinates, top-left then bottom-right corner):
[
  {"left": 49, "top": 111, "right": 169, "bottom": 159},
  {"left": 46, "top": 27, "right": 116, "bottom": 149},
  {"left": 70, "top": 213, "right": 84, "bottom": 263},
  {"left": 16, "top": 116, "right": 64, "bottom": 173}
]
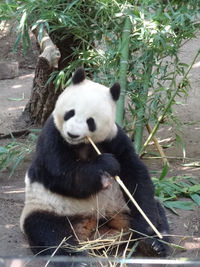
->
[
  {"left": 24, "top": 57, "right": 62, "bottom": 125},
  {"left": 23, "top": 29, "right": 61, "bottom": 126},
  {"left": 36, "top": 28, "right": 61, "bottom": 69}
]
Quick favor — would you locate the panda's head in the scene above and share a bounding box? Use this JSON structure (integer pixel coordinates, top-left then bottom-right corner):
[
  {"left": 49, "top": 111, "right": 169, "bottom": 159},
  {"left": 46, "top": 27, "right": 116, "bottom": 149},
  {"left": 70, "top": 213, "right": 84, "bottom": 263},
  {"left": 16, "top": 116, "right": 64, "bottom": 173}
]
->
[{"left": 53, "top": 68, "right": 120, "bottom": 144}]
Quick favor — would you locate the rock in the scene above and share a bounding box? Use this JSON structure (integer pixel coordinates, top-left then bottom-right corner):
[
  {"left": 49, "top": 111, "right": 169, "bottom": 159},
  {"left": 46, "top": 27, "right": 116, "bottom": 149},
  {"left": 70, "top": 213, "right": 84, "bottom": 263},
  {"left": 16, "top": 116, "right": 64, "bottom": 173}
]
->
[{"left": 0, "top": 62, "right": 19, "bottom": 80}]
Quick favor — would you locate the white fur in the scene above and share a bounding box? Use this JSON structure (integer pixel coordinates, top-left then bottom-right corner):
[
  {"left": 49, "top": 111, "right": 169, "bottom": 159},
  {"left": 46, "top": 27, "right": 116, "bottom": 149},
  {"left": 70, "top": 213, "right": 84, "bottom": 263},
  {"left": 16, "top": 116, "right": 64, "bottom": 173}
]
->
[
  {"left": 20, "top": 173, "right": 130, "bottom": 232},
  {"left": 53, "top": 79, "right": 118, "bottom": 144}
]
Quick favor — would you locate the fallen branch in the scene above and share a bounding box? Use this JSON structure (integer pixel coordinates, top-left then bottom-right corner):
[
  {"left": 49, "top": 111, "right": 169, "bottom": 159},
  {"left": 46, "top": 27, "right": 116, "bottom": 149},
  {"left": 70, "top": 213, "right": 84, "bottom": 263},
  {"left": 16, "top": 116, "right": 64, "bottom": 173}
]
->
[
  {"left": 87, "top": 136, "right": 163, "bottom": 239},
  {"left": 0, "top": 129, "right": 31, "bottom": 139}
]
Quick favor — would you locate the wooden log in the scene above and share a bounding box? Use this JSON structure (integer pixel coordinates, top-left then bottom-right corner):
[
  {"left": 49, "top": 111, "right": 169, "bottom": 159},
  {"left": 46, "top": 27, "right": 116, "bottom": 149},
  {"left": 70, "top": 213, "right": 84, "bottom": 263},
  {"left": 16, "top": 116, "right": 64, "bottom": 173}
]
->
[
  {"left": 34, "top": 28, "right": 61, "bottom": 69},
  {"left": 38, "top": 31, "right": 61, "bottom": 69}
]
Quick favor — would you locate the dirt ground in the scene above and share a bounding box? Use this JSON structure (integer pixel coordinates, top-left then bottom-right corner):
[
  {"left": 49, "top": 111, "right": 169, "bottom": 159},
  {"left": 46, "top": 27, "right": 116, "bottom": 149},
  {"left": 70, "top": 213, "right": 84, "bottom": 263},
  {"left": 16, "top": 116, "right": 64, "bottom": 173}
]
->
[{"left": 0, "top": 22, "right": 199, "bottom": 266}]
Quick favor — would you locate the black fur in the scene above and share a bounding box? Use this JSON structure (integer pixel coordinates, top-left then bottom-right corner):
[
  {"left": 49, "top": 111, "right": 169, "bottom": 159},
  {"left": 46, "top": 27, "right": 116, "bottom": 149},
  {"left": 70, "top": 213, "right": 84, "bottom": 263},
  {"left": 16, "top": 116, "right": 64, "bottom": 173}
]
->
[
  {"left": 110, "top": 82, "right": 120, "bottom": 101},
  {"left": 64, "top": 109, "right": 75, "bottom": 121},
  {"left": 24, "top": 211, "right": 89, "bottom": 267},
  {"left": 72, "top": 67, "right": 85, "bottom": 84},
  {"left": 86, "top": 117, "right": 96, "bottom": 132},
  {"left": 25, "top": 116, "right": 170, "bottom": 264}
]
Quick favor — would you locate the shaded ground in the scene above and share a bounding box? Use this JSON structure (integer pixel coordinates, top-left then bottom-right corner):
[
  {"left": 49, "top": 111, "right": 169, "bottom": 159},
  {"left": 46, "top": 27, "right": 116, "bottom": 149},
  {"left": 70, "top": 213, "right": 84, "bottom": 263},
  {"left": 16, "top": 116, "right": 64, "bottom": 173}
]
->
[{"left": 0, "top": 21, "right": 199, "bottom": 266}]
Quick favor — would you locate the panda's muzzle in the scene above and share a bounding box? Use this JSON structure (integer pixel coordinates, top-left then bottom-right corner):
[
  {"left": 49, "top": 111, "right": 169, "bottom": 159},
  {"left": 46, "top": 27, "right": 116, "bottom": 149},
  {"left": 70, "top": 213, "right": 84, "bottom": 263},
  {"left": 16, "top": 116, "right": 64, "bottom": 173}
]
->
[{"left": 67, "top": 132, "right": 80, "bottom": 139}]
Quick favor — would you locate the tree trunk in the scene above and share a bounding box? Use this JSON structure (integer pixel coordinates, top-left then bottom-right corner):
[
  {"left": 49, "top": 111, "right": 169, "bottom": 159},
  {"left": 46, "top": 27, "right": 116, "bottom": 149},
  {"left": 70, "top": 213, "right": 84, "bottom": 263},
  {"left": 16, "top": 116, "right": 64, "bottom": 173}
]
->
[
  {"left": 23, "top": 29, "right": 61, "bottom": 126},
  {"left": 24, "top": 57, "right": 62, "bottom": 126}
]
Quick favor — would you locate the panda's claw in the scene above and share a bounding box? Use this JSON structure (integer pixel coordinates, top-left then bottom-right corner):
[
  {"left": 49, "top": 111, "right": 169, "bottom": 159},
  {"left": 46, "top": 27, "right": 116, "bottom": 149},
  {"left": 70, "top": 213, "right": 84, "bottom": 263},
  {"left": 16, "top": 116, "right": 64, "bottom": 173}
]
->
[
  {"left": 150, "top": 238, "right": 167, "bottom": 256},
  {"left": 140, "top": 237, "right": 167, "bottom": 257}
]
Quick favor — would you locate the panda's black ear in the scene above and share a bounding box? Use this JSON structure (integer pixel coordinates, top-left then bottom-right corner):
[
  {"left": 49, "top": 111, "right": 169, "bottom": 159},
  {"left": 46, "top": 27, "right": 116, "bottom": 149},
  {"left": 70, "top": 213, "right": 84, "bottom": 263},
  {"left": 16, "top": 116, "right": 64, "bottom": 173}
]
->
[
  {"left": 72, "top": 67, "right": 86, "bottom": 84},
  {"left": 110, "top": 82, "right": 121, "bottom": 101}
]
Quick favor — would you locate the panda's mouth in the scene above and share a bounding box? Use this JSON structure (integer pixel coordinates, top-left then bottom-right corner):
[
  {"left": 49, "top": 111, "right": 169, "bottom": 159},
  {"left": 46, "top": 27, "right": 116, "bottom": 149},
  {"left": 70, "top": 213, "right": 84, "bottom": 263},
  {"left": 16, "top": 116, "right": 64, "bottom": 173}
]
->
[{"left": 66, "top": 136, "right": 87, "bottom": 145}]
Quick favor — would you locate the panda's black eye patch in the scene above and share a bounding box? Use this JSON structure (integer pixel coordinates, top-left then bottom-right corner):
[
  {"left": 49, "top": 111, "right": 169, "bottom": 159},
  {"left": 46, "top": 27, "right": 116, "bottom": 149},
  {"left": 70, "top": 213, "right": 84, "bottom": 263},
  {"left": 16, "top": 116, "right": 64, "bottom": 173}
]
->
[
  {"left": 64, "top": 109, "right": 75, "bottom": 121},
  {"left": 87, "top": 117, "right": 96, "bottom": 132}
]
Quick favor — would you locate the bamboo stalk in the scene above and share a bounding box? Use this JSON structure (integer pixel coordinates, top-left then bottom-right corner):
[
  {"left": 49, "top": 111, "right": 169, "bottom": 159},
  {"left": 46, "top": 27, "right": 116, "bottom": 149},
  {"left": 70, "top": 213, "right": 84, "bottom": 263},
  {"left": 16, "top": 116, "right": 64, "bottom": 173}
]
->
[
  {"left": 116, "top": 16, "right": 131, "bottom": 127},
  {"left": 140, "top": 48, "right": 200, "bottom": 156},
  {"left": 146, "top": 123, "right": 169, "bottom": 166},
  {"left": 134, "top": 52, "right": 154, "bottom": 154},
  {"left": 87, "top": 136, "right": 163, "bottom": 239}
]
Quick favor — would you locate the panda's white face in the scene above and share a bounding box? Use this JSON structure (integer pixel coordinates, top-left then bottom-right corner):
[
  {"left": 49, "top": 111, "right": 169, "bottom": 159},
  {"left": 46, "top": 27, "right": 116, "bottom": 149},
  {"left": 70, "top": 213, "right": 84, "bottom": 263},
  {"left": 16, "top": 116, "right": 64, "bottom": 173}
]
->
[{"left": 53, "top": 70, "right": 120, "bottom": 144}]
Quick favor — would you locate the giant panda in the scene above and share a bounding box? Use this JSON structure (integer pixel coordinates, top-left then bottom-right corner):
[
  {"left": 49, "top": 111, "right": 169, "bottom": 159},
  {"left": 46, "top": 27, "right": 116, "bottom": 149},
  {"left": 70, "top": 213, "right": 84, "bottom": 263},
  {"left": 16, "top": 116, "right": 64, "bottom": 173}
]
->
[{"left": 20, "top": 68, "right": 170, "bottom": 266}]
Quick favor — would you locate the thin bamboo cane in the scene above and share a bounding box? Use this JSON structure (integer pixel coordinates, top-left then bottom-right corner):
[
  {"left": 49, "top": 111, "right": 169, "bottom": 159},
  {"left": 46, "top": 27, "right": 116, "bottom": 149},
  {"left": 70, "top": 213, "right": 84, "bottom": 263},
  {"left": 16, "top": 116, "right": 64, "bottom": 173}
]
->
[
  {"left": 146, "top": 123, "right": 169, "bottom": 166},
  {"left": 87, "top": 136, "right": 163, "bottom": 239}
]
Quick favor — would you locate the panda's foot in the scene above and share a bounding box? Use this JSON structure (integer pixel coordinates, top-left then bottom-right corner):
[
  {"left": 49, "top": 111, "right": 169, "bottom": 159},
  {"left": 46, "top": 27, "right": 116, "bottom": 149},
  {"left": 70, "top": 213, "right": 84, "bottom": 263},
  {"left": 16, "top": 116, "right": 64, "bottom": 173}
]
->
[
  {"left": 138, "top": 237, "right": 168, "bottom": 257},
  {"left": 150, "top": 238, "right": 168, "bottom": 256}
]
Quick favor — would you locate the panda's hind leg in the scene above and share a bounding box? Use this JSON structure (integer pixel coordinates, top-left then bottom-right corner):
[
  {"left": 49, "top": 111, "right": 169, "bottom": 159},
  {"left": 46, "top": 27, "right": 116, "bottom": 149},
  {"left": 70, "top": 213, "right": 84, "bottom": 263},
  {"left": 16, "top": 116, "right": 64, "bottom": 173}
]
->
[
  {"left": 137, "top": 201, "right": 170, "bottom": 257},
  {"left": 23, "top": 211, "right": 90, "bottom": 267}
]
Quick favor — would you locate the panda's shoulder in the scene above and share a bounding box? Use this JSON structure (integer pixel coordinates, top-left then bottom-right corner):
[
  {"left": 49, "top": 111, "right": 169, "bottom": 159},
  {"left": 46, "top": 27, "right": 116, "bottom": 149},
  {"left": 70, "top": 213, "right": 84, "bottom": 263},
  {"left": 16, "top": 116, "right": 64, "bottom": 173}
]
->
[
  {"left": 114, "top": 124, "right": 132, "bottom": 145},
  {"left": 106, "top": 124, "right": 134, "bottom": 152},
  {"left": 37, "top": 115, "right": 66, "bottom": 151},
  {"left": 41, "top": 115, "right": 57, "bottom": 136}
]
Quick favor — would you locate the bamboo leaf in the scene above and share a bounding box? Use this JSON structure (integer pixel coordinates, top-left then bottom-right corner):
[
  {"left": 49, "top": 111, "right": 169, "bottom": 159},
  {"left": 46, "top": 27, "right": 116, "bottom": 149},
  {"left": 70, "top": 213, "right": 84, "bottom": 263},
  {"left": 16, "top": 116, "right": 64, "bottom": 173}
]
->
[
  {"left": 9, "top": 156, "right": 23, "bottom": 178},
  {"left": 159, "top": 163, "right": 168, "bottom": 180},
  {"left": 19, "top": 11, "right": 27, "bottom": 29},
  {"left": 189, "top": 185, "right": 200, "bottom": 193},
  {"left": 163, "top": 202, "right": 179, "bottom": 215},
  {"left": 13, "top": 32, "right": 22, "bottom": 52},
  {"left": 164, "top": 201, "right": 195, "bottom": 211},
  {"left": 190, "top": 194, "right": 200, "bottom": 206},
  {"left": 8, "top": 93, "right": 24, "bottom": 101},
  {"left": 0, "top": 147, "right": 7, "bottom": 154}
]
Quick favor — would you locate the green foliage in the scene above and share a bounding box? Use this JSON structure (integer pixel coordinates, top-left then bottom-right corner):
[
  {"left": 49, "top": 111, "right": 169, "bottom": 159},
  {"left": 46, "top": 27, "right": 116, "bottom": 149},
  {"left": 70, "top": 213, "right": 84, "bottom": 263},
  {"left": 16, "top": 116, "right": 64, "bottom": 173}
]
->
[
  {"left": 153, "top": 170, "right": 200, "bottom": 214},
  {"left": 0, "top": 132, "right": 38, "bottom": 177}
]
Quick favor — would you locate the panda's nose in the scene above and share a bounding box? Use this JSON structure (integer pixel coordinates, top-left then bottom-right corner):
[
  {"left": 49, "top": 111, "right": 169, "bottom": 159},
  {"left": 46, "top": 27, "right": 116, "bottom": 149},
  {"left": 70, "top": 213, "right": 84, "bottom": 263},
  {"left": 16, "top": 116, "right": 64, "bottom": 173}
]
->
[{"left": 67, "top": 132, "right": 80, "bottom": 139}]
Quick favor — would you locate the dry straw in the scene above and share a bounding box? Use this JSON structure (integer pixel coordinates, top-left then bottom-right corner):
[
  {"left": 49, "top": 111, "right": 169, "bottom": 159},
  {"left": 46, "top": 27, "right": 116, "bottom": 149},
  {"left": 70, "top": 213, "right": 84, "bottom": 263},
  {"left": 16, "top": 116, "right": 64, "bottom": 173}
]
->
[{"left": 87, "top": 136, "right": 163, "bottom": 239}]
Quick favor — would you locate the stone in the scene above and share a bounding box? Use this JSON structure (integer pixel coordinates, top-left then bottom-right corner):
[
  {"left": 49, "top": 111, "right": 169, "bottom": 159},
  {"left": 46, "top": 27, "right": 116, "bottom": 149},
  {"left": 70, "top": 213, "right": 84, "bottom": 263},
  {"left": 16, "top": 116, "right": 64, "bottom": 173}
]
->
[{"left": 0, "top": 62, "right": 19, "bottom": 80}]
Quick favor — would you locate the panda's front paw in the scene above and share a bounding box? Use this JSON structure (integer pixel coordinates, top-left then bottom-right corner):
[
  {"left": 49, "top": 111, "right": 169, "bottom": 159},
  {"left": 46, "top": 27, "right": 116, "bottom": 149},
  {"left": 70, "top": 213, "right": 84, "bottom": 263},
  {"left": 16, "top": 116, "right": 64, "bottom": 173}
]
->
[
  {"left": 96, "top": 153, "right": 120, "bottom": 177},
  {"left": 100, "top": 171, "right": 114, "bottom": 189}
]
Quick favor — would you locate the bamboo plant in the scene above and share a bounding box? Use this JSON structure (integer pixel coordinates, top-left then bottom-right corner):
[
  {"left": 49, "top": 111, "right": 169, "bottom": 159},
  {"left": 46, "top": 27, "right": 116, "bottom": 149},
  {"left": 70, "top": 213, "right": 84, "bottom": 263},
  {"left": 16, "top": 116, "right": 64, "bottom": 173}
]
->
[
  {"left": 116, "top": 16, "right": 131, "bottom": 127},
  {"left": 1, "top": 0, "right": 200, "bottom": 155}
]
